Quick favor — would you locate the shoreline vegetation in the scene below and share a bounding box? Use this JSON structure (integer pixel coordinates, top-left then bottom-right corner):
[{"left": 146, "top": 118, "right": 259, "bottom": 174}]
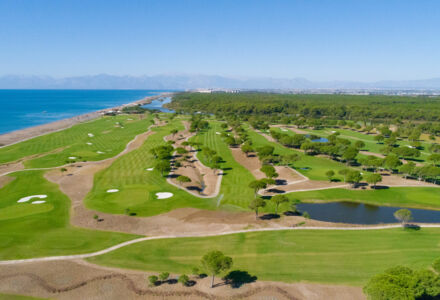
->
[{"left": 0, "top": 92, "right": 175, "bottom": 147}]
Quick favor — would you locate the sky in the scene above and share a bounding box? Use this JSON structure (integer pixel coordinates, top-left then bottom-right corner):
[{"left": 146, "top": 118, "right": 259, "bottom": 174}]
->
[{"left": 0, "top": 0, "right": 439, "bottom": 81}]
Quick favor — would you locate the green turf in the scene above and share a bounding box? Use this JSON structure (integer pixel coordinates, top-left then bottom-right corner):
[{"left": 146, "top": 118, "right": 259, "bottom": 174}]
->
[
  {"left": 286, "top": 186, "right": 440, "bottom": 210},
  {"left": 87, "top": 228, "right": 440, "bottom": 286},
  {"left": 84, "top": 118, "right": 218, "bottom": 217},
  {"left": 247, "top": 127, "right": 359, "bottom": 181},
  {"left": 0, "top": 114, "right": 153, "bottom": 168},
  {"left": 0, "top": 171, "right": 138, "bottom": 260},
  {"left": 190, "top": 121, "right": 256, "bottom": 210}
]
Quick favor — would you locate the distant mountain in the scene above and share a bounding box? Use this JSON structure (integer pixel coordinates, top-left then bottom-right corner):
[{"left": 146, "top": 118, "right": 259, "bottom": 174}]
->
[{"left": 1, "top": 74, "right": 440, "bottom": 90}]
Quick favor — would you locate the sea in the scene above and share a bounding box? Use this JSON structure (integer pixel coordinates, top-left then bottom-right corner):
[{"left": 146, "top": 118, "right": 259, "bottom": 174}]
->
[{"left": 0, "top": 90, "right": 173, "bottom": 134}]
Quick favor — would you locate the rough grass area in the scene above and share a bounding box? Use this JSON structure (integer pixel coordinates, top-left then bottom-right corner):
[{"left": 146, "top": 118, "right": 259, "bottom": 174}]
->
[
  {"left": 0, "top": 114, "right": 153, "bottom": 168},
  {"left": 88, "top": 228, "right": 440, "bottom": 286},
  {"left": 84, "top": 118, "right": 218, "bottom": 217},
  {"left": 0, "top": 171, "right": 138, "bottom": 260}
]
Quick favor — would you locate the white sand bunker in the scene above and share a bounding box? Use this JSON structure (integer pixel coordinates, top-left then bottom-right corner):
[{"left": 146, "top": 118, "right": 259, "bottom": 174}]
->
[
  {"left": 18, "top": 195, "right": 47, "bottom": 203},
  {"left": 31, "top": 200, "right": 46, "bottom": 204},
  {"left": 107, "top": 189, "right": 119, "bottom": 193},
  {"left": 68, "top": 156, "right": 77, "bottom": 159},
  {"left": 156, "top": 192, "right": 173, "bottom": 199},
  {"left": 146, "top": 168, "right": 154, "bottom": 171},
  {"left": 216, "top": 132, "right": 221, "bottom": 135},
  {"left": 281, "top": 128, "right": 288, "bottom": 132},
  {"left": 88, "top": 133, "right": 94, "bottom": 137},
  {"left": 86, "top": 142, "right": 93, "bottom": 145},
  {"left": 127, "top": 118, "right": 133, "bottom": 120},
  {"left": 97, "top": 151, "right": 104, "bottom": 154}
]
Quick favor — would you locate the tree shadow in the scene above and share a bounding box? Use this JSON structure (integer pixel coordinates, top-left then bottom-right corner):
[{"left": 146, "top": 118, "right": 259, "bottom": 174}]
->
[
  {"left": 167, "top": 174, "right": 179, "bottom": 179},
  {"left": 275, "top": 179, "right": 287, "bottom": 185},
  {"left": 223, "top": 270, "right": 257, "bottom": 288},
  {"left": 166, "top": 279, "right": 178, "bottom": 284},
  {"left": 284, "top": 210, "right": 301, "bottom": 216},
  {"left": 404, "top": 224, "right": 421, "bottom": 231},
  {"left": 259, "top": 213, "right": 280, "bottom": 220},
  {"left": 266, "top": 188, "right": 285, "bottom": 194},
  {"left": 371, "top": 185, "right": 389, "bottom": 190}
]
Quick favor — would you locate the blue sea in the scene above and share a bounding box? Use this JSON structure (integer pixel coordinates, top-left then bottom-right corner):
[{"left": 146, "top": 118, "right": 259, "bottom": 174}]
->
[{"left": 0, "top": 90, "right": 173, "bottom": 134}]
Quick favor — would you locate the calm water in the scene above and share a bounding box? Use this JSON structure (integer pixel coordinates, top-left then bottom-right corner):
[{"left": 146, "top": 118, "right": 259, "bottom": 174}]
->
[
  {"left": 305, "top": 134, "right": 329, "bottom": 143},
  {"left": 0, "top": 89, "right": 173, "bottom": 134},
  {"left": 142, "top": 97, "right": 174, "bottom": 113},
  {"left": 297, "top": 202, "right": 440, "bottom": 224}
]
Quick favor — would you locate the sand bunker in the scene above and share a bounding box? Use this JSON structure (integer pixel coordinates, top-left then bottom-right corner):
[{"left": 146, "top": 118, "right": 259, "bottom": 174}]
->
[
  {"left": 156, "top": 192, "right": 173, "bottom": 199},
  {"left": 68, "top": 156, "right": 77, "bottom": 160},
  {"left": 216, "top": 132, "right": 221, "bottom": 135},
  {"left": 17, "top": 195, "right": 47, "bottom": 203},
  {"left": 106, "top": 189, "right": 119, "bottom": 193},
  {"left": 97, "top": 151, "right": 104, "bottom": 154},
  {"left": 281, "top": 128, "right": 288, "bottom": 132},
  {"left": 86, "top": 142, "right": 92, "bottom": 145},
  {"left": 146, "top": 168, "right": 154, "bottom": 171},
  {"left": 31, "top": 200, "right": 46, "bottom": 204},
  {"left": 88, "top": 133, "right": 94, "bottom": 137}
]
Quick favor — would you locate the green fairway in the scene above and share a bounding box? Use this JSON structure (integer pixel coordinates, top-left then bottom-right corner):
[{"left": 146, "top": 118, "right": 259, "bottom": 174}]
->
[
  {"left": 0, "top": 293, "right": 48, "bottom": 300},
  {"left": 0, "top": 114, "right": 153, "bottom": 168},
  {"left": 0, "top": 171, "right": 138, "bottom": 260},
  {"left": 190, "top": 121, "right": 256, "bottom": 209},
  {"left": 287, "top": 186, "right": 440, "bottom": 210},
  {"left": 87, "top": 228, "right": 440, "bottom": 285},
  {"left": 84, "top": 118, "right": 218, "bottom": 217},
  {"left": 247, "top": 127, "right": 358, "bottom": 181}
]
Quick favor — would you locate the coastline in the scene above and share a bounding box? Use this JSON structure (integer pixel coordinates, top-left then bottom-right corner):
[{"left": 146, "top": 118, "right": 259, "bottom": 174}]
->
[{"left": 0, "top": 92, "right": 175, "bottom": 148}]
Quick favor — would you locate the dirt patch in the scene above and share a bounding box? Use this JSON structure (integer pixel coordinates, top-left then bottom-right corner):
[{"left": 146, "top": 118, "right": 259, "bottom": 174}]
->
[
  {"left": 0, "top": 260, "right": 365, "bottom": 300},
  {"left": 0, "top": 176, "right": 14, "bottom": 189},
  {"left": 0, "top": 161, "right": 24, "bottom": 177}
]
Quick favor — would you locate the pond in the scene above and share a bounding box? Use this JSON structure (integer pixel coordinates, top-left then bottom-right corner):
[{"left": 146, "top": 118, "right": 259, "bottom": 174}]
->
[
  {"left": 142, "top": 97, "right": 175, "bottom": 113},
  {"left": 305, "top": 134, "right": 328, "bottom": 143},
  {"left": 296, "top": 201, "right": 440, "bottom": 224}
]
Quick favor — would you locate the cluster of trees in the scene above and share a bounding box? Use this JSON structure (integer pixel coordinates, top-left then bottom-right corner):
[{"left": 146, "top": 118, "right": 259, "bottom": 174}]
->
[
  {"left": 170, "top": 92, "right": 440, "bottom": 124},
  {"left": 199, "top": 147, "right": 222, "bottom": 173},
  {"left": 150, "top": 144, "right": 174, "bottom": 176},
  {"left": 121, "top": 105, "right": 147, "bottom": 114},
  {"left": 189, "top": 115, "right": 209, "bottom": 132},
  {"left": 148, "top": 272, "right": 191, "bottom": 287},
  {"left": 364, "top": 260, "right": 440, "bottom": 300}
]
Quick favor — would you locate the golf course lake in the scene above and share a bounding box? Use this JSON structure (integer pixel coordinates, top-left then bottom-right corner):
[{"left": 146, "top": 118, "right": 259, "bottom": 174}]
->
[
  {"left": 297, "top": 202, "right": 440, "bottom": 224},
  {"left": 142, "top": 97, "right": 175, "bottom": 113}
]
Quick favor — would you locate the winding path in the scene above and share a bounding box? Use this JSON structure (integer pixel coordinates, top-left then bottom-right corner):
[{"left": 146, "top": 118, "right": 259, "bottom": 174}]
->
[{"left": 2, "top": 224, "right": 440, "bottom": 266}]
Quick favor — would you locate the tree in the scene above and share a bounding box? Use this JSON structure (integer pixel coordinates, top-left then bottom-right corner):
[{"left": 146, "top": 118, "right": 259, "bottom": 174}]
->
[
  {"left": 338, "top": 169, "right": 350, "bottom": 182},
  {"left": 354, "top": 140, "right": 365, "bottom": 149},
  {"left": 399, "top": 162, "right": 415, "bottom": 179},
  {"left": 260, "top": 164, "right": 278, "bottom": 179},
  {"left": 289, "top": 199, "right": 301, "bottom": 213},
  {"left": 248, "top": 180, "right": 267, "bottom": 197},
  {"left": 241, "top": 143, "right": 253, "bottom": 157},
  {"left": 148, "top": 275, "right": 158, "bottom": 286},
  {"left": 178, "top": 274, "right": 189, "bottom": 286},
  {"left": 248, "top": 197, "right": 266, "bottom": 219},
  {"left": 366, "top": 173, "right": 382, "bottom": 188},
  {"left": 394, "top": 209, "right": 412, "bottom": 226},
  {"left": 342, "top": 147, "right": 359, "bottom": 165},
  {"left": 280, "top": 153, "right": 300, "bottom": 167},
  {"left": 176, "top": 175, "right": 191, "bottom": 186},
  {"left": 170, "top": 129, "right": 178, "bottom": 137},
  {"left": 374, "top": 134, "right": 385, "bottom": 143},
  {"left": 155, "top": 160, "right": 171, "bottom": 176},
  {"left": 201, "top": 250, "right": 233, "bottom": 288},
  {"left": 159, "top": 272, "right": 170, "bottom": 282},
  {"left": 271, "top": 194, "right": 288, "bottom": 215},
  {"left": 326, "top": 170, "right": 335, "bottom": 182},
  {"left": 383, "top": 154, "right": 402, "bottom": 172},
  {"left": 346, "top": 170, "right": 362, "bottom": 188},
  {"left": 176, "top": 147, "right": 188, "bottom": 155}
]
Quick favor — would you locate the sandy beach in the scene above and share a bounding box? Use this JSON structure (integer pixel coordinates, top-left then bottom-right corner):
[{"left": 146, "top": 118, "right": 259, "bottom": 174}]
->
[{"left": 0, "top": 92, "right": 175, "bottom": 147}]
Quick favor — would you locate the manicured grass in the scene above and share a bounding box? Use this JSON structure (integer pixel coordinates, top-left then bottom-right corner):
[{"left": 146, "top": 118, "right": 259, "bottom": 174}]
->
[
  {"left": 0, "top": 114, "right": 153, "bottom": 168},
  {"left": 287, "top": 187, "right": 440, "bottom": 210},
  {"left": 88, "top": 228, "right": 440, "bottom": 285},
  {"left": 0, "top": 293, "right": 48, "bottom": 300},
  {"left": 190, "top": 121, "right": 256, "bottom": 210},
  {"left": 0, "top": 171, "right": 138, "bottom": 260},
  {"left": 84, "top": 118, "right": 218, "bottom": 217},
  {"left": 247, "top": 127, "right": 358, "bottom": 181}
]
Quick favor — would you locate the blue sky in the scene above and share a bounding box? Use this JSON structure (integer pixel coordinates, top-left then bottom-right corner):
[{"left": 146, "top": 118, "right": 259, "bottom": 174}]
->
[{"left": 0, "top": 0, "right": 439, "bottom": 81}]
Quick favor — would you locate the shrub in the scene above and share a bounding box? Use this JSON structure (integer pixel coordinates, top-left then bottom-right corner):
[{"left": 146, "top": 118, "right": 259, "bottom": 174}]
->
[
  {"left": 148, "top": 275, "right": 158, "bottom": 286},
  {"left": 178, "top": 274, "right": 190, "bottom": 286},
  {"left": 159, "top": 272, "right": 169, "bottom": 282}
]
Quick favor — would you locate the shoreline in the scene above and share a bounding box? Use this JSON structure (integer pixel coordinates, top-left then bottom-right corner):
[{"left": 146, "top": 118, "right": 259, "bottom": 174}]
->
[{"left": 0, "top": 92, "right": 175, "bottom": 148}]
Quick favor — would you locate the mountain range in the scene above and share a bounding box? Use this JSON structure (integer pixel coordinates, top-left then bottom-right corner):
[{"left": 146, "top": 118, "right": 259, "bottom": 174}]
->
[{"left": 2, "top": 74, "right": 440, "bottom": 90}]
